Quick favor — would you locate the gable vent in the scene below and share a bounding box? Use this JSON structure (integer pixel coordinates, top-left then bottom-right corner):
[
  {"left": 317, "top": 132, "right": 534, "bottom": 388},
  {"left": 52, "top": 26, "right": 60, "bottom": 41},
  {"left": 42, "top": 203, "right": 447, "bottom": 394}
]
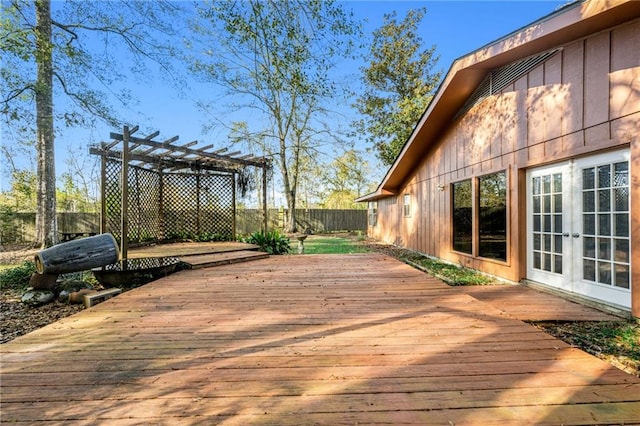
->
[{"left": 455, "top": 49, "right": 560, "bottom": 119}]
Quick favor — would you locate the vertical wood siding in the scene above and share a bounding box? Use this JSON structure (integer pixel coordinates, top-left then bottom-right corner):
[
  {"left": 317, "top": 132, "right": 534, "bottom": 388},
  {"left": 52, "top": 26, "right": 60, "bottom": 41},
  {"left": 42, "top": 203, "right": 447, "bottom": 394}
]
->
[{"left": 371, "top": 19, "right": 640, "bottom": 288}]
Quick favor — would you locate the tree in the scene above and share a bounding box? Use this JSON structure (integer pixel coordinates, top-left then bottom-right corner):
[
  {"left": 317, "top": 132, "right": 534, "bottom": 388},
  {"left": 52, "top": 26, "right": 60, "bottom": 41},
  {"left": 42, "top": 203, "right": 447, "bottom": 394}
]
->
[
  {"left": 318, "top": 150, "right": 369, "bottom": 209},
  {"left": 1, "top": 0, "right": 182, "bottom": 247},
  {"left": 190, "top": 0, "right": 360, "bottom": 232},
  {"left": 354, "top": 8, "right": 441, "bottom": 166}
]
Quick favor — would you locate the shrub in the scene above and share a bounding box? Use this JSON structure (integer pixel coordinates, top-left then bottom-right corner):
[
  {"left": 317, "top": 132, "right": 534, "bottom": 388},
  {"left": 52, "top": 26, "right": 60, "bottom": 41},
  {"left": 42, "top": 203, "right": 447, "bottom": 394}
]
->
[
  {"left": 0, "top": 261, "right": 36, "bottom": 290},
  {"left": 243, "top": 230, "right": 290, "bottom": 255}
]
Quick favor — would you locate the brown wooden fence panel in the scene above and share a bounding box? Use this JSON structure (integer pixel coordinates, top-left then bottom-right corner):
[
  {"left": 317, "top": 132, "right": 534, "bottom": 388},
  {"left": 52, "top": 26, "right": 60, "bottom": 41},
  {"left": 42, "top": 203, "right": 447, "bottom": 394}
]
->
[{"left": 2, "top": 209, "right": 366, "bottom": 244}]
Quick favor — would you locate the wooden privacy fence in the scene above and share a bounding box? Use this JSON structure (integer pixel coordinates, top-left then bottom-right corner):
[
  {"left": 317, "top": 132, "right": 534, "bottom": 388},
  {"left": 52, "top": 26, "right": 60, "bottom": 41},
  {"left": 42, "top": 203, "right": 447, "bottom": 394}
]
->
[{"left": 1, "top": 209, "right": 367, "bottom": 244}]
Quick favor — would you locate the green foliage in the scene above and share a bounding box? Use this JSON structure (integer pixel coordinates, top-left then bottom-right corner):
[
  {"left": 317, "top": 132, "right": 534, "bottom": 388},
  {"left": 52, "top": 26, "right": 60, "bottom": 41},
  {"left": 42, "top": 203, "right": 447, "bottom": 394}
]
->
[
  {"left": 316, "top": 150, "right": 370, "bottom": 209},
  {"left": 354, "top": 8, "right": 442, "bottom": 165},
  {"left": 0, "top": 261, "right": 36, "bottom": 290},
  {"left": 537, "top": 320, "right": 639, "bottom": 373},
  {"left": 243, "top": 230, "right": 290, "bottom": 255},
  {"left": 407, "top": 256, "right": 494, "bottom": 286}
]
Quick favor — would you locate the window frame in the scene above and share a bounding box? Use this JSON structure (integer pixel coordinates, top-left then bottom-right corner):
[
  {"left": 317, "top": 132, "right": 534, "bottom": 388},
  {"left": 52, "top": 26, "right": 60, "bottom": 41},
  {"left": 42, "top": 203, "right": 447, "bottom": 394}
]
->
[
  {"left": 450, "top": 169, "right": 509, "bottom": 263},
  {"left": 403, "top": 193, "right": 411, "bottom": 218},
  {"left": 368, "top": 201, "right": 378, "bottom": 227},
  {"left": 451, "top": 178, "right": 473, "bottom": 255},
  {"left": 477, "top": 170, "right": 508, "bottom": 262}
]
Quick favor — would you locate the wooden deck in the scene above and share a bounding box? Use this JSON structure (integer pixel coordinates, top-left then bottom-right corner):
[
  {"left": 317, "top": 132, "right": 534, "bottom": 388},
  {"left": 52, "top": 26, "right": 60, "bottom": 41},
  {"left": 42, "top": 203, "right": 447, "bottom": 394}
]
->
[{"left": 2, "top": 253, "right": 639, "bottom": 425}]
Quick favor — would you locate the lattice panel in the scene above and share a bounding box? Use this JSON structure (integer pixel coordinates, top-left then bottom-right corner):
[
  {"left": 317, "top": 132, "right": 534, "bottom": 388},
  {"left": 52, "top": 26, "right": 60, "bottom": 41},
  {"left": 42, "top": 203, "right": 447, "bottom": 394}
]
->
[
  {"left": 199, "top": 173, "right": 235, "bottom": 238},
  {"left": 128, "top": 166, "right": 161, "bottom": 242},
  {"left": 163, "top": 173, "right": 199, "bottom": 239},
  {"left": 103, "top": 159, "right": 236, "bottom": 244},
  {"left": 104, "top": 159, "right": 123, "bottom": 241}
]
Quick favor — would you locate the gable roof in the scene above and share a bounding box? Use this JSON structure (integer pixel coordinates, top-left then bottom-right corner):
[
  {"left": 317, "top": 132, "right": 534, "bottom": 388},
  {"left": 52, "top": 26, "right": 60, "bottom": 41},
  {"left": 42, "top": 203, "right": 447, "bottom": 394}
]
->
[{"left": 357, "top": 0, "right": 640, "bottom": 202}]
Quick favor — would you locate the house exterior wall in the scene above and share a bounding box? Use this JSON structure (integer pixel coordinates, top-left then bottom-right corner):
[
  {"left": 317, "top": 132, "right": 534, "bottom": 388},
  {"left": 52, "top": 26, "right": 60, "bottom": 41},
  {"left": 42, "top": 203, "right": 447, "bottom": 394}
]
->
[{"left": 369, "top": 19, "right": 640, "bottom": 315}]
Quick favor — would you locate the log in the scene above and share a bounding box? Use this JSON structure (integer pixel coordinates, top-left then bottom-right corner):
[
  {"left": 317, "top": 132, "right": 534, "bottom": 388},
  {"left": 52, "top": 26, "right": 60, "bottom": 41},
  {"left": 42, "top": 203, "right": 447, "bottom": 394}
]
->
[{"left": 34, "top": 233, "right": 120, "bottom": 275}]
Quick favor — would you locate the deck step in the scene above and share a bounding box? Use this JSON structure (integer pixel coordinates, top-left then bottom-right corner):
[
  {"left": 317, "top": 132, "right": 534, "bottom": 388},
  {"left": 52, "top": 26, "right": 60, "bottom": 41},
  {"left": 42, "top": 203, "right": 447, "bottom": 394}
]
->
[{"left": 179, "top": 250, "right": 268, "bottom": 269}]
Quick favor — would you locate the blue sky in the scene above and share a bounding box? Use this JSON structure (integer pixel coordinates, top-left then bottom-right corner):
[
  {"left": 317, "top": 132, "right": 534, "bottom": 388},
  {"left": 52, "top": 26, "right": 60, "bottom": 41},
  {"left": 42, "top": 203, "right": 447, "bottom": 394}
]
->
[{"left": 2, "top": 1, "right": 569, "bottom": 199}]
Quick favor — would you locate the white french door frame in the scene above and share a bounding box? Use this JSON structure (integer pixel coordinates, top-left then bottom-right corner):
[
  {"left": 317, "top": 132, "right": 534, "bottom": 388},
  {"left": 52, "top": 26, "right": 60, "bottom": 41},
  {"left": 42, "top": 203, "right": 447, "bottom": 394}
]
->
[{"left": 526, "top": 149, "right": 631, "bottom": 309}]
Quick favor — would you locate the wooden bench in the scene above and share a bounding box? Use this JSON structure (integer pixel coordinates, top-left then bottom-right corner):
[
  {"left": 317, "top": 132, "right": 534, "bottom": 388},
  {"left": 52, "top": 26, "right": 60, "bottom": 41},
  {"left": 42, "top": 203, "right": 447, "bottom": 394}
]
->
[{"left": 60, "top": 232, "right": 97, "bottom": 242}]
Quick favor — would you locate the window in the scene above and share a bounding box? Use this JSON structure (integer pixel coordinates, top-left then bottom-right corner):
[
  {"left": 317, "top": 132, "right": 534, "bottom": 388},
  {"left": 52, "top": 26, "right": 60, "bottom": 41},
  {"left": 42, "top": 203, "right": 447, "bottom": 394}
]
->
[
  {"left": 452, "top": 171, "right": 508, "bottom": 261},
  {"left": 368, "top": 201, "right": 377, "bottom": 227},
  {"left": 452, "top": 180, "right": 472, "bottom": 254},
  {"left": 478, "top": 171, "right": 507, "bottom": 261},
  {"left": 403, "top": 194, "right": 411, "bottom": 217}
]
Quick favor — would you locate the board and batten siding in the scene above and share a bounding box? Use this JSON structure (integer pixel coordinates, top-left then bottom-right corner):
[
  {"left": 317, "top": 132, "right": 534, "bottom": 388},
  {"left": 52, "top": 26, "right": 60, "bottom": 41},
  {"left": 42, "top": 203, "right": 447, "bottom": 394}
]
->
[{"left": 370, "top": 19, "right": 640, "bottom": 297}]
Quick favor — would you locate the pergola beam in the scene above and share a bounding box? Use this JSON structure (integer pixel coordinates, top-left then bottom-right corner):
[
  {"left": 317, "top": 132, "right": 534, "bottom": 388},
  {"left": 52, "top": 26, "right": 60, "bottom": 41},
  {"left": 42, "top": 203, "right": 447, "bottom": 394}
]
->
[{"left": 108, "top": 131, "right": 269, "bottom": 168}]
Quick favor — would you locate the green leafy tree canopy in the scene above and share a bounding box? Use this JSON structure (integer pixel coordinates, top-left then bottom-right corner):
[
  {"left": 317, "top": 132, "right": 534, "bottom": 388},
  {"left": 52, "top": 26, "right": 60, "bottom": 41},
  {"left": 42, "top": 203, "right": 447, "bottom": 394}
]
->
[{"left": 355, "top": 8, "right": 441, "bottom": 166}]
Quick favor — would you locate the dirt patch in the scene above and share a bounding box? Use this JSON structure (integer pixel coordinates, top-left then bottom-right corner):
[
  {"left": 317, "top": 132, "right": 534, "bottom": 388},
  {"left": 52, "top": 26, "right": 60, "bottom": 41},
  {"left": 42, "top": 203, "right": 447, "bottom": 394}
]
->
[
  {"left": 0, "top": 288, "right": 84, "bottom": 343},
  {"left": 0, "top": 244, "right": 39, "bottom": 265}
]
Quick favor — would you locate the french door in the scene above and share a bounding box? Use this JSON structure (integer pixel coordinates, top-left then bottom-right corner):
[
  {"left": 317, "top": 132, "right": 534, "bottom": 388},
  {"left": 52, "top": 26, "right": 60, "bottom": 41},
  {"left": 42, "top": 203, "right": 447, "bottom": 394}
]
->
[{"left": 526, "top": 150, "right": 631, "bottom": 309}]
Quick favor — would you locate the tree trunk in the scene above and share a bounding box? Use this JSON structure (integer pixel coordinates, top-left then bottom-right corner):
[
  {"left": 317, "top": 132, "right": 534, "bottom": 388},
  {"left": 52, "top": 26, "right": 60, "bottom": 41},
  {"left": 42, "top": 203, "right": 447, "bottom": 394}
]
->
[
  {"left": 34, "top": 0, "right": 57, "bottom": 248},
  {"left": 34, "top": 233, "right": 119, "bottom": 274}
]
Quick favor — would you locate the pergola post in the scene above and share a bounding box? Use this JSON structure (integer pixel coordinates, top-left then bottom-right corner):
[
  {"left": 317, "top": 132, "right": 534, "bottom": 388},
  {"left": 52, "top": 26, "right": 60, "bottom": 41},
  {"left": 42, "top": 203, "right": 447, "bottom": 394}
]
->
[
  {"left": 262, "top": 165, "right": 268, "bottom": 233},
  {"left": 120, "top": 125, "right": 130, "bottom": 261}
]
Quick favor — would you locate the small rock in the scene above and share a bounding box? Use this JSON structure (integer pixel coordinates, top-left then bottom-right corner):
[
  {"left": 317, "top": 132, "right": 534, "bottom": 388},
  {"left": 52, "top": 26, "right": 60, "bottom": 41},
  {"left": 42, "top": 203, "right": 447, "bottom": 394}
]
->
[{"left": 21, "top": 289, "right": 55, "bottom": 307}]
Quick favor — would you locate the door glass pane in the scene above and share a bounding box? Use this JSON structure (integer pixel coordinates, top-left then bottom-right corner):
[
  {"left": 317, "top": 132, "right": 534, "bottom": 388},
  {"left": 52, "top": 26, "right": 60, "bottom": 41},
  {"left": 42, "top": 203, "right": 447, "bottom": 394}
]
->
[
  {"left": 598, "top": 190, "right": 610, "bottom": 211},
  {"left": 543, "top": 195, "right": 551, "bottom": 213},
  {"left": 614, "top": 239, "right": 629, "bottom": 263},
  {"left": 597, "top": 238, "right": 611, "bottom": 260},
  {"left": 554, "top": 235, "right": 562, "bottom": 253},
  {"left": 543, "top": 215, "right": 551, "bottom": 232},
  {"left": 533, "top": 234, "right": 541, "bottom": 250},
  {"left": 598, "top": 214, "right": 610, "bottom": 236},
  {"left": 614, "top": 265, "right": 629, "bottom": 289},
  {"left": 533, "top": 215, "right": 541, "bottom": 232},
  {"left": 598, "top": 262, "right": 611, "bottom": 284},
  {"left": 543, "top": 253, "right": 552, "bottom": 272},
  {"left": 583, "top": 191, "right": 595, "bottom": 212},
  {"left": 583, "top": 214, "right": 595, "bottom": 235},
  {"left": 543, "top": 175, "right": 551, "bottom": 193},
  {"left": 583, "top": 259, "right": 596, "bottom": 281},
  {"left": 553, "top": 174, "right": 562, "bottom": 192},
  {"left": 532, "top": 177, "right": 540, "bottom": 195},
  {"left": 554, "top": 194, "right": 562, "bottom": 212},
  {"left": 614, "top": 188, "right": 628, "bottom": 211},
  {"left": 554, "top": 215, "right": 562, "bottom": 233},
  {"left": 583, "top": 168, "right": 595, "bottom": 190},
  {"left": 598, "top": 165, "right": 611, "bottom": 188},
  {"left": 613, "top": 162, "right": 628, "bottom": 186},
  {"left": 583, "top": 237, "right": 595, "bottom": 258},
  {"left": 614, "top": 213, "right": 629, "bottom": 237},
  {"left": 554, "top": 255, "right": 562, "bottom": 274},
  {"left": 533, "top": 196, "right": 541, "bottom": 213}
]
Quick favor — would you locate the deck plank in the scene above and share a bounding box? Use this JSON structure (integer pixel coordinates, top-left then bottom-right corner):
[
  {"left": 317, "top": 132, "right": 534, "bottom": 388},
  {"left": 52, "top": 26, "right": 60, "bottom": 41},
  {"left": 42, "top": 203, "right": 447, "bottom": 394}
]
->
[{"left": 1, "top": 253, "right": 638, "bottom": 424}]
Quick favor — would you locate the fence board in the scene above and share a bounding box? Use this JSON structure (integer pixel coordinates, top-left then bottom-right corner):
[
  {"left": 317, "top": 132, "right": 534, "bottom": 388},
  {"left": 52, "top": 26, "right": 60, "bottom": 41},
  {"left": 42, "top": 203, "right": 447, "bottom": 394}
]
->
[{"left": 2, "top": 209, "right": 366, "bottom": 244}]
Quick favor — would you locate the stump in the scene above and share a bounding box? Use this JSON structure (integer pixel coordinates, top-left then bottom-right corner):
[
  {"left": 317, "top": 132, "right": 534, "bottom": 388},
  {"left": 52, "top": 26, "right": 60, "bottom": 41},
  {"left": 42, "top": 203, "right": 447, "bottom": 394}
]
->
[
  {"left": 34, "top": 233, "right": 120, "bottom": 275},
  {"left": 29, "top": 272, "right": 59, "bottom": 290}
]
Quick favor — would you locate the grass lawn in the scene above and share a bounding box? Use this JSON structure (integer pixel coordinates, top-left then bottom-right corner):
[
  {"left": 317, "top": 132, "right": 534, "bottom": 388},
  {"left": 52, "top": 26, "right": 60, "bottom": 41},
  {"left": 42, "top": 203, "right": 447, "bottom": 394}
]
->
[{"left": 297, "top": 235, "right": 370, "bottom": 255}]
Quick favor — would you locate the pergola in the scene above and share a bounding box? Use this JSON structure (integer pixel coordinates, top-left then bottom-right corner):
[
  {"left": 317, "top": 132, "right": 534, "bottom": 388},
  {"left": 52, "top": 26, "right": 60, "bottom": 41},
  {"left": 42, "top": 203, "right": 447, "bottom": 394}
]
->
[{"left": 90, "top": 125, "right": 271, "bottom": 259}]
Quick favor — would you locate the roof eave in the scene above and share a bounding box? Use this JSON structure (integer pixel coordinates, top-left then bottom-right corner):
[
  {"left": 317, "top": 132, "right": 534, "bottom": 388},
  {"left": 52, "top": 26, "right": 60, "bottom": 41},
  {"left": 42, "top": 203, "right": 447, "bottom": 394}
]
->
[{"left": 374, "top": 0, "right": 640, "bottom": 196}]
